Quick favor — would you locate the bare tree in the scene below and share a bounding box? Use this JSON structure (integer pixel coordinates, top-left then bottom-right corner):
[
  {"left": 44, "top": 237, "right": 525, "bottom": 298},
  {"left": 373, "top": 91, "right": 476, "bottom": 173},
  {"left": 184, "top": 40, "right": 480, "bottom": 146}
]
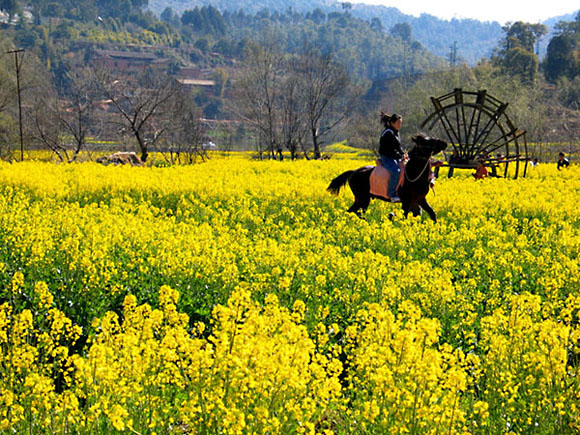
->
[
  {"left": 94, "top": 68, "right": 180, "bottom": 162},
  {"left": 26, "top": 67, "right": 100, "bottom": 163},
  {"left": 157, "top": 88, "right": 208, "bottom": 164},
  {"left": 299, "top": 50, "right": 352, "bottom": 159},
  {"left": 235, "top": 44, "right": 354, "bottom": 160},
  {"left": 281, "top": 60, "right": 307, "bottom": 159},
  {"left": 59, "top": 67, "right": 100, "bottom": 162},
  {"left": 234, "top": 42, "right": 285, "bottom": 159},
  {"left": 27, "top": 83, "right": 69, "bottom": 162}
]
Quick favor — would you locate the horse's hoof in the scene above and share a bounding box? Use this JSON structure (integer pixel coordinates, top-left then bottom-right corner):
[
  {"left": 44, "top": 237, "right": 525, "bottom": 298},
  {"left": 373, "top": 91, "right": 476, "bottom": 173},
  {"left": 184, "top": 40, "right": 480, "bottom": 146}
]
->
[{"left": 388, "top": 212, "right": 395, "bottom": 221}]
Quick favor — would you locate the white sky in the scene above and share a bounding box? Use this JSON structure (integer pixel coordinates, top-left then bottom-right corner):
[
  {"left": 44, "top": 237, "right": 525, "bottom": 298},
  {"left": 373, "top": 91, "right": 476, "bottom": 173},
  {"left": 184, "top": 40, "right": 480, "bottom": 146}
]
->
[{"left": 352, "top": 0, "right": 579, "bottom": 24}]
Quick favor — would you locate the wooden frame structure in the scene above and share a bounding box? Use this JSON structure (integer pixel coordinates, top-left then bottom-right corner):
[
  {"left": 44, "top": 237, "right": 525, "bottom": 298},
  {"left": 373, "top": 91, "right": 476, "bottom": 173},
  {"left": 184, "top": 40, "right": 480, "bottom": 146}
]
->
[{"left": 421, "top": 88, "right": 529, "bottom": 178}]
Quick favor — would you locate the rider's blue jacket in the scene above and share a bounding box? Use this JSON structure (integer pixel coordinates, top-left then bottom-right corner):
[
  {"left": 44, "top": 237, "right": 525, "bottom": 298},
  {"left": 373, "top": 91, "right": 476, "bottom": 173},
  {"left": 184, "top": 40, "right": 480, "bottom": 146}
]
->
[{"left": 379, "top": 128, "right": 404, "bottom": 160}]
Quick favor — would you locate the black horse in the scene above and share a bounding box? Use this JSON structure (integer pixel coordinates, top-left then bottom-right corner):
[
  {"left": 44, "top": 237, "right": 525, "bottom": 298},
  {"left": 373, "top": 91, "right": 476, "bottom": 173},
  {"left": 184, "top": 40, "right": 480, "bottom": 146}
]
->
[{"left": 327, "top": 134, "right": 448, "bottom": 222}]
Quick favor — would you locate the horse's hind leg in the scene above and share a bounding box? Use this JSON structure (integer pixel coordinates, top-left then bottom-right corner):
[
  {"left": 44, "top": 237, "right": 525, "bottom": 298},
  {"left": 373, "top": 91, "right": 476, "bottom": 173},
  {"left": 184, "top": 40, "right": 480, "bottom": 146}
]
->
[
  {"left": 347, "top": 194, "right": 370, "bottom": 217},
  {"left": 360, "top": 194, "right": 371, "bottom": 214},
  {"left": 419, "top": 198, "right": 437, "bottom": 222},
  {"left": 347, "top": 196, "right": 363, "bottom": 215},
  {"left": 347, "top": 200, "right": 361, "bottom": 214}
]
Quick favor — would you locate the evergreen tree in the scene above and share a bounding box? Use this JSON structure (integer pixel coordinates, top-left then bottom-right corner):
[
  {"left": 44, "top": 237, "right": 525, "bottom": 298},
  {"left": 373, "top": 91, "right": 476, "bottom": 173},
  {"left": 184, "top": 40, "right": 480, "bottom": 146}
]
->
[
  {"left": 160, "top": 7, "right": 180, "bottom": 27},
  {"left": 544, "top": 13, "right": 580, "bottom": 83},
  {"left": 181, "top": 8, "right": 203, "bottom": 31},
  {"left": 493, "top": 21, "right": 547, "bottom": 83},
  {"left": 391, "top": 22, "right": 412, "bottom": 41}
]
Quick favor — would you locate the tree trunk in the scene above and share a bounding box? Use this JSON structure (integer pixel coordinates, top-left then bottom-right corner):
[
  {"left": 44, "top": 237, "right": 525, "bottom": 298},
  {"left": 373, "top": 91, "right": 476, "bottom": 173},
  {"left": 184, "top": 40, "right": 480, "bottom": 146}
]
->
[
  {"left": 135, "top": 132, "right": 148, "bottom": 162},
  {"left": 312, "top": 127, "right": 321, "bottom": 159}
]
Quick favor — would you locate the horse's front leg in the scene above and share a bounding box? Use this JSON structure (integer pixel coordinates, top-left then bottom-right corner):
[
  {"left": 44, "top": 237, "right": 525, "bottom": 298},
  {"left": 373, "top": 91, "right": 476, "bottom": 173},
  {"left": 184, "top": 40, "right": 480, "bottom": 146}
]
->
[
  {"left": 419, "top": 197, "right": 437, "bottom": 222},
  {"left": 402, "top": 200, "right": 410, "bottom": 218},
  {"left": 401, "top": 200, "right": 419, "bottom": 219}
]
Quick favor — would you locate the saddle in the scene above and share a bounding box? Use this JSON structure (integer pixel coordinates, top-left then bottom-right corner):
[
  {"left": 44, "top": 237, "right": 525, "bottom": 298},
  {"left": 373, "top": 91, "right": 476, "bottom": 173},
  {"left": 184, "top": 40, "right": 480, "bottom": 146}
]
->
[{"left": 369, "top": 159, "right": 404, "bottom": 200}]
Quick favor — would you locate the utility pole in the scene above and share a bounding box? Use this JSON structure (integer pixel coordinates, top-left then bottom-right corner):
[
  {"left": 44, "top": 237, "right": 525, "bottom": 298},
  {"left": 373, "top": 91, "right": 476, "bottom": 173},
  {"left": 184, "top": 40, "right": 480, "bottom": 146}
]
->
[
  {"left": 8, "top": 48, "right": 25, "bottom": 161},
  {"left": 449, "top": 41, "right": 457, "bottom": 67}
]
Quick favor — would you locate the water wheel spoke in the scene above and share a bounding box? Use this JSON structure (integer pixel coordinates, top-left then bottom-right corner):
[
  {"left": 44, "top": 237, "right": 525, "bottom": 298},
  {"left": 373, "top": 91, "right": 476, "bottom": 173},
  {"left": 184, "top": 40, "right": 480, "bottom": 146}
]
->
[
  {"left": 465, "top": 106, "right": 479, "bottom": 146},
  {"left": 423, "top": 89, "right": 528, "bottom": 179}
]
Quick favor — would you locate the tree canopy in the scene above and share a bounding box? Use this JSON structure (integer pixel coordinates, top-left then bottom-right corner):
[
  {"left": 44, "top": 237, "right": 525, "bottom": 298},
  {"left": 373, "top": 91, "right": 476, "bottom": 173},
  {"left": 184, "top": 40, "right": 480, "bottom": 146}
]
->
[
  {"left": 544, "top": 13, "right": 580, "bottom": 83},
  {"left": 492, "top": 21, "right": 547, "bottom": 83}
]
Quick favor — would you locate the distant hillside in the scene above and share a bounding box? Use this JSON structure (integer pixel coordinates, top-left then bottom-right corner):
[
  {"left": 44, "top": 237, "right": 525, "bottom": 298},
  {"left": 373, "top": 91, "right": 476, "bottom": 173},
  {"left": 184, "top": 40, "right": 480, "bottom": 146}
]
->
[
  {"left": 543, "top": 10, "right": 578, "bottom": 27},
  {"left": 148, "top": 0, "right": 578, "bottom": 65},
  {"left": 345, "top": 5, "right": 503, "bottom": 65},
  {"left": 148, "top": 0, "right": 500, "bottom": 64}
]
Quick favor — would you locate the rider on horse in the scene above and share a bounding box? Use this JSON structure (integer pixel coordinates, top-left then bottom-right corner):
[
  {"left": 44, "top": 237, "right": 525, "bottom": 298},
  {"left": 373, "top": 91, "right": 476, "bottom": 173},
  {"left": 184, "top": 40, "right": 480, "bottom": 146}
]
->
[{"left": 378, "top": 112, "right": 404, "bottom": 202}]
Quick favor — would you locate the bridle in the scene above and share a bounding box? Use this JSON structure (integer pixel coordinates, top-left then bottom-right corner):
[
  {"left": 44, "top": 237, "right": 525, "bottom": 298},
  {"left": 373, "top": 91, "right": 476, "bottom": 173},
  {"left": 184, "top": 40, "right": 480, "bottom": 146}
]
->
[{"left": 404, "top": 148, "right": 433, "bottom": 183}]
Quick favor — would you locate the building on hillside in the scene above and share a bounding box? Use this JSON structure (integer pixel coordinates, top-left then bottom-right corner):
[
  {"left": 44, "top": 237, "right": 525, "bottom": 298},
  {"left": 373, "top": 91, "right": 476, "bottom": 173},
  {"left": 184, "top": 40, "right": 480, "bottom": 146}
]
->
[
  {"left": 176, "top": 78, "right": 216, "bottom": 88},
  {"left": 0, "top": 9, "right": 33, "bottom": 25},
  {"left": 91, "top": 49, "right": 169, "bottom": 73},
  {"left": 176, "top": 67, "right": 217, "bottom": 97}
]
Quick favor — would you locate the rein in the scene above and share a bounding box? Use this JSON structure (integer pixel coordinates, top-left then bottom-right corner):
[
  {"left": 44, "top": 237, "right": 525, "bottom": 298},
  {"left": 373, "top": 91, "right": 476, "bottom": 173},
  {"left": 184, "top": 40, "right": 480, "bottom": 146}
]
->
[{"left": 404, "top": 152, "right": 432, "bottom": 183}]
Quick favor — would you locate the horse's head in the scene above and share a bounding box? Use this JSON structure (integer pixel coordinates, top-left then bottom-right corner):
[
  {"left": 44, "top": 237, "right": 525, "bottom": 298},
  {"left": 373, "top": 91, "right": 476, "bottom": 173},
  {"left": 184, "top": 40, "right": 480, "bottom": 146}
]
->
[{"left": 409, "top": 134, "right": 447, "bottom": 160}]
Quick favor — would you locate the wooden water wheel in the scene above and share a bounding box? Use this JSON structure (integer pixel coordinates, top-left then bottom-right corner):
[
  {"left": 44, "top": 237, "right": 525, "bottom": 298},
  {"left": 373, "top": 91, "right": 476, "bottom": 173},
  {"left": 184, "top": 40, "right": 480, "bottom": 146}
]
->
[{"left": 420, "top": 88, "right": 529, "bottom": 178}]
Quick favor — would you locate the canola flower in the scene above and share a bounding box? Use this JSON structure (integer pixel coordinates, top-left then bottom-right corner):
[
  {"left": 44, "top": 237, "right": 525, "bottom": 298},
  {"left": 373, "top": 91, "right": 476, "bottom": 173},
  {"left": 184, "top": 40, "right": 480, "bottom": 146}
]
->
[{"left": 0, "top": 158, "right": 579, "bottom": 433}]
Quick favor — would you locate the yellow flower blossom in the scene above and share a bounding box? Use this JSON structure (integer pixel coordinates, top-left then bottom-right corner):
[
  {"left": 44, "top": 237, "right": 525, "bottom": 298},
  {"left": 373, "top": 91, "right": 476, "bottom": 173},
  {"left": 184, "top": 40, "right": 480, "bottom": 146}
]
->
[{"left": 0, "top": 158, "right": 578, "bottom": 433}]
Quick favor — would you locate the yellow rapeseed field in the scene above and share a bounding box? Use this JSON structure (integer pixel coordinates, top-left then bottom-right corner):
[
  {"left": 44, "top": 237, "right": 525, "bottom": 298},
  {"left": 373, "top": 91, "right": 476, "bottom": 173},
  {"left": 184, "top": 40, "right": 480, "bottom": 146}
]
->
[{"left": 0, "top": 157, "right": 579, "bottom": 433}]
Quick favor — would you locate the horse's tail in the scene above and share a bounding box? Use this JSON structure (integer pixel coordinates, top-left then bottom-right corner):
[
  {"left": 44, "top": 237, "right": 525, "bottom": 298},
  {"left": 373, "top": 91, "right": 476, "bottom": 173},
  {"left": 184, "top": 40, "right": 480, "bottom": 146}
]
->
[{"left": 327, "top": 170, "right": 355, "bottom": 195}]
